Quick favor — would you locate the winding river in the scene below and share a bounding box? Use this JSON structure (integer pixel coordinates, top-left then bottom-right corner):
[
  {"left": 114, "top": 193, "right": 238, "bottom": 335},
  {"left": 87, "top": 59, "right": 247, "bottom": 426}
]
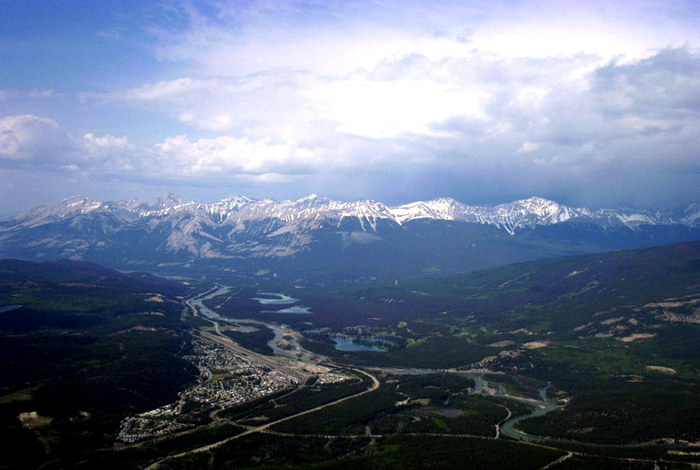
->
[
  {"left": 497, "top": 385, "right": 561, "bottom": 442},
  {"left": 193, "top": 289, "right": 560, "bottom": 444},
  {"left": 462, "top": 374, "right": 562, "bottom": 442},
  {"left": 189, "top": 286, "right": 311, "bottom": 359}
]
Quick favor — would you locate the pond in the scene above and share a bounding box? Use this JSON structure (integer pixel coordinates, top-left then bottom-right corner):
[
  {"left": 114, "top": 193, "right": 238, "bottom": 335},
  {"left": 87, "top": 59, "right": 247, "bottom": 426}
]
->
[
  {"left": 261, "top": 306, "right": 313, "bottom": 314},
  {"left": 0, "top": 305, "right": 22, "bottom": 314},
  {"left": 251, "top": 292, "right": 299, "bottom": 305},
  {"left": 332, "top": 336, "right": 394, "bottom": 352},
  {"left": 252, "top": 292, "right": 312, "bottom": 314}
]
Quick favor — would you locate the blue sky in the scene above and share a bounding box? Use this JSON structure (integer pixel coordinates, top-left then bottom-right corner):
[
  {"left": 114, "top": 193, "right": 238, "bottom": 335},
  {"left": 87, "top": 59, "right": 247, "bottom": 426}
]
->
[{"left": 1, "top": 0, "right": 699, "bottom": 214}]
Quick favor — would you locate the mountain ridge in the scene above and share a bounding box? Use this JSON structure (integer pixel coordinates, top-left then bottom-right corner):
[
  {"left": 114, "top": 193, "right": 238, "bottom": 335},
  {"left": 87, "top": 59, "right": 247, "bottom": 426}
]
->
[
  {"left": 5, "top": 193, "right": 698, "bottom": 230},
  {"left": 1, "top": 194, "right": 698, "bottom": 277}
]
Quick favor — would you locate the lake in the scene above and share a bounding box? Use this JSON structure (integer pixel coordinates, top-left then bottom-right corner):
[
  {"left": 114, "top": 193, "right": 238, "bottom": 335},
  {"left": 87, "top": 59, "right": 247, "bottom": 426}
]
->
[
  {"left": 332, "top": 336, "right": 394, "bottom": 352},
  {"left": 251, "top": 292, "right": 299, "bottom": 305},
  {"left": 261, "top": 306, "right": 313, "bottom": 314},
  {"left": 0, "top": 305, "right": 21, "bottom": 314}
]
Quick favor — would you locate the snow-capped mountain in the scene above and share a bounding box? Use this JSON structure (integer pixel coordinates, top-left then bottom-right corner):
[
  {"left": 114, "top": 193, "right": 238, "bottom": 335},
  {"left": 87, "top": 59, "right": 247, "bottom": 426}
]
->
[
  {"left": 391, "top": 197, "right": 588, "bottom": 234},
  {"left": 389, "top": 196, "right": 691, "bottom": 234},
  {"left": 1, "top": 194, "right": 698, "bottom": 278}
]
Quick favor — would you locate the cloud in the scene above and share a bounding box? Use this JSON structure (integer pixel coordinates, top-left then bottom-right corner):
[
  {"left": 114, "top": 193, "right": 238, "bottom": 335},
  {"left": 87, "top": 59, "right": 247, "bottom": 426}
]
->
[
  {"left": 590, "top": 48, "right": 700, "bottom": 119},
  {"left": 150, "top": 134, "right": 325, "bottom": 178},
  {"left": 81, "top": 72, "right": 312, "bottom": 135},
  {"left": 0, "top": 116, "right": 141, "bottom": 175},
  {"left": 0, "top": 115, "right": 77, "bottom": 162},
  {"left": 0, "top": 115, "right": 329, "bottom": 184},
  {"left": 0, "top": 89, "right": 56, "bottom": 101},
  {"left": 5, "top": 44, "right": 700, "bottom": 209},
  {"left": 517, "top": 141, "right": 541, "bottom": 154},
  {"left": 99, "top": 40, "right": 699, "bottom": 152},
  {"left": 77, "top": 1, "right": 700, "bottom": 178},
  {"left": 2, "top": 1, "right": 700, "bottom": 212}
]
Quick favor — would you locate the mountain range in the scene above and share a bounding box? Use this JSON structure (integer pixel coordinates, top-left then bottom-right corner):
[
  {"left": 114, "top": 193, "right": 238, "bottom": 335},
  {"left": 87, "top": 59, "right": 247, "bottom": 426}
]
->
[{"left": 1, "top": 194, "right": 699, "bottom": 278}]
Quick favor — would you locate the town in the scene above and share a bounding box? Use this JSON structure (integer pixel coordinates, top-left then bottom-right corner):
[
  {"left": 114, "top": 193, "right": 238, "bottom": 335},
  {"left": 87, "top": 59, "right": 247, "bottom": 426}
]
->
[{"left": 117, "top": 337, "right": 297, "bottom": 443}]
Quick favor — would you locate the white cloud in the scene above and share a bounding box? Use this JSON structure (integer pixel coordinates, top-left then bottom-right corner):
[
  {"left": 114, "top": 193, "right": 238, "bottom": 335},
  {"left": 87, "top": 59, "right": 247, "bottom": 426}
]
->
[
  {"left": 2, "top": 1, "right": 700, "bottom": 211},
  {"left": 0, "top": 89, "right": 56, "bottom": 101},
  {"left": 0, "top": 115, "right": 75, "bottom": 161},
  {"left": 84, "top": 133, "right": 131, "bottom": 149},
  {"left": 6, "top": 44, "right": 700, "bottom": 196},
  {"left": 517, "top": 141, "right": 541, "bottom": 154},
  {"left": 151, "top": 134, "right": 325, "bottom": 177},
  {"left": 77, "top": 0, "right": 700, "bottom": 171},
  {"left": 0, "top": 113, "right": 334, "bottom": 179}
]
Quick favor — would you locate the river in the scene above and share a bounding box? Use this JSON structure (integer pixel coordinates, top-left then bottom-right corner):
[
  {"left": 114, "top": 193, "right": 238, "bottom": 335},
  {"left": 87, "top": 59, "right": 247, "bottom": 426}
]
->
[
  {"left": 367, "top": 367, "right": 563, "bottom": 443},
  {"left": 188, "top": 286, "right": 316, "bottom": 360},
  {"left": 497, "top": 385, "right": 561, "bottom": 442},
  {"left": 194, "top": 289, "right": 559, "bottom": 444}
]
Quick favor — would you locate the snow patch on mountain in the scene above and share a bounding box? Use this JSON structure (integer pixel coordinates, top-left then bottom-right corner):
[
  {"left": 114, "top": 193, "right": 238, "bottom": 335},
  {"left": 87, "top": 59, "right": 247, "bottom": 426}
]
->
[
  {"left": 389, "top": 196, "right": 690, "bottom": 234},
  {"left": 1, "top": 194, "right": 697, "bottom": 262}
]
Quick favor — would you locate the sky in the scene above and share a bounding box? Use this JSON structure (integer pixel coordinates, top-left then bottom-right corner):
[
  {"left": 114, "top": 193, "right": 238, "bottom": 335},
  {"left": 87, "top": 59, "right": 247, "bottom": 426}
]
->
[{"left": 1, "top": 0, "right": 699, "bottom": 215}]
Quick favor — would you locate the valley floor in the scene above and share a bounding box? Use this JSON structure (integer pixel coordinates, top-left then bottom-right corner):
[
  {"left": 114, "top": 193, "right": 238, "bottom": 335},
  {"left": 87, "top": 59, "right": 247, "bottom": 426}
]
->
[
  {"left": 104, "top": 285, "right": 698, "bottom": 470},
  {"left": 3, "top": 244, "right": 698, "bottom": 469}
]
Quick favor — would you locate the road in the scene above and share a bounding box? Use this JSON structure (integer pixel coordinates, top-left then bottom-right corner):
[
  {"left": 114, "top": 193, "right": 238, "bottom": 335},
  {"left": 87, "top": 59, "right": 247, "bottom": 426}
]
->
[
  {"left": 145, "top": 368, "right": 379, "bottom": 469},
  {"left": 143, "top": 287, "right": 381, "bottom": 469},
  {"left": 144, "top": 287, "right": 692, "bottom": 469}
]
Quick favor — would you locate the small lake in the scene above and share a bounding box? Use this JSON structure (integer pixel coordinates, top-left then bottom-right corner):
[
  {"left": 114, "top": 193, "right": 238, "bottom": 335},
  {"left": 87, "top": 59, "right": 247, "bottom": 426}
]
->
[
  {"left": 332, "top": 337, "right": 394, "bottom": 352},
  {"left": 0, "top": 305, "right": 22, "bottom": 314},
  {"left": 252, "top": 292, "right": 312, "bottom": 314},
  {"left": 251, "top": 292, "right": 299, "bottom": 305},
  {"left": 261, "top": 306, "right": 313, "bottom": 314}
]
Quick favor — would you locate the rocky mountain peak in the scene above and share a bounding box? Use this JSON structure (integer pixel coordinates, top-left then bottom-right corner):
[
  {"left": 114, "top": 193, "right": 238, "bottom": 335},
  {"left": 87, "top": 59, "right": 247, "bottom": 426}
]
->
[{"left": 1, "top": 194, "right": 697, "bottom": 267}]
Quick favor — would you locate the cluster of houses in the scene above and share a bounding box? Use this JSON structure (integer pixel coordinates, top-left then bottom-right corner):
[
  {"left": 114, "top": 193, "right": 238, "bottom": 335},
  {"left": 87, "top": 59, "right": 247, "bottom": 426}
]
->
[{"left": 117, "top": 337, "right": 297, "bottom": 443}]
